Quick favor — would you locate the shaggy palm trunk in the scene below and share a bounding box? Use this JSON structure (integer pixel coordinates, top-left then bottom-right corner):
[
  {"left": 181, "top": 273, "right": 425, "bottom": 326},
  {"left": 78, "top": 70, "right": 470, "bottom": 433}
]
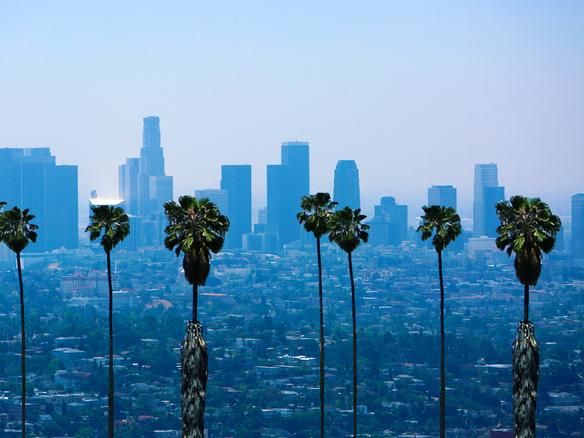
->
[
  {"left": 513, "top": 285, "right": 539, "bottom": 438},
  {"left": 437, "top": 250, "right": 446, "bottom": 438},
  {"left": 348, "top": 252, "right": 357, "bottom": 437},
  {"left": 316, "top": 237, "right": 325, "bottom": 438},
  {"left": 17, "top": 252, "right": 26, "bottom": 438},
  {"left": 106, "top": 250, "right": 114, "bottom": 438},
  {"left": 193, "top": 283, "right": 198, "bottom": 322},
  {"left": 181, "top": 320, "right": 208, "bottom": 438},
  {"left": 524, "top": 283, "right": 529, "bottom": 323}
]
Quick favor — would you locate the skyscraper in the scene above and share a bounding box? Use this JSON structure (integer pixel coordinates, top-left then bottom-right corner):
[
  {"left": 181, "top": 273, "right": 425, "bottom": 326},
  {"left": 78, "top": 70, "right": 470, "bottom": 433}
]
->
[
  {"left": 0, "top": 147, "right": 78, "bottom": 252},
  {"left": 118, "top": 117, "right": 173, "bottom": 248},
  {"left": 137, "top": 116, "right": 173, "bottom": 217},
  {"left": 572, "top": 194, "right": 584, "bottom": 259},
  {"left": 118, "top": 157, "right": 139, "bottom": 215},
  {"left": 221, "top": 165, "right": 252, "bottom": 249},
  {"left": 473, "top": 163, "right": 504, "bottom": 237},
  {"left": 427, "top": 185, "right": 457, "bottom": 210},
  {"left": 483, "top": 186, "right": 505, "bottom": 237},
  {"left": 368, "top": 196, "right": 408, "bottom": 246},
  {"left": 267, "top": 141, "right": 310, "bottom": 246},
  {"left": 333, "top": 160, "right": 360, "bottom": 210}
]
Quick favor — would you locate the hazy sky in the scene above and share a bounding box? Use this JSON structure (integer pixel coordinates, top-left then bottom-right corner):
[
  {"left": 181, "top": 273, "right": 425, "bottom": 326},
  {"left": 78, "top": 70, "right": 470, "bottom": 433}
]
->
[{"left": 1, "top": 1, "right": 583, "bottom": 221}]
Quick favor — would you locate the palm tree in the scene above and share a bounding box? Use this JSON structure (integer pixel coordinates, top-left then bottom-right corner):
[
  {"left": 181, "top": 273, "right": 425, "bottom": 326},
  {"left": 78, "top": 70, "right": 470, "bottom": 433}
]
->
[
  {"left": 0, "top": 204, "right": 38, "bottom": 438},
  {"left": 417, "top": 205, "right": 462, "bottom": 438},
  {"left": 496, "top": 196, "right": 560, "bottom": 438},
  {"left": 297, "top": 192, "right": 337, "bottom": 437},
  {"left": 164, "top": 195, "right": 229, "bottom": 438},
  {"left": 86, "top": 205, "right": 130, "bottom": 438},
  {"left": 328, "top": 206, "right": 369, "bottom": 437}
]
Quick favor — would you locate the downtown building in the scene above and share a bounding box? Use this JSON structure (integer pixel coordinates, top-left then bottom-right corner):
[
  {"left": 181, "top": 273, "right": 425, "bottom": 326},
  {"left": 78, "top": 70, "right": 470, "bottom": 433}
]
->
[
  {"left": 221, "top": 165, "right": 252, "bottom": 249},
  {"left": 118, "top": 117, "right": 173, "bottom": 248},
  {"left": 427, "top": 185, "right": 457, "bottom": 210},
  {"left": 473, "top": 163, "right": 505, "bottom": 237},
  {"left": 0, "top": 147, "right": 78, "bottom": 252},
  {"left": 194, "top": 165, "right": 252, "bottom": 250},
  {"left": 368, "top": 196, "right": 408, "bottom": 246},
  {"left": 266, "top": 141, "right": 310, "bottom": 246},
  {"left": 333, "top": 160, "right": 360, "bottom": 210}
]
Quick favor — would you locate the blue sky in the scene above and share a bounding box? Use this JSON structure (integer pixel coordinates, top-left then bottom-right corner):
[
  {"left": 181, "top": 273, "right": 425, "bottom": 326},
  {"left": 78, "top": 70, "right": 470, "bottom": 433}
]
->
[{"left": 1, "top": 1, "right": 583, "bottom": 220}]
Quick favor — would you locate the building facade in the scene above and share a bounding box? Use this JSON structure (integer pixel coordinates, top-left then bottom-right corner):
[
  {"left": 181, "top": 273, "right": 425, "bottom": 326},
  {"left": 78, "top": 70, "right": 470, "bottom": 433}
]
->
[
  {"left": 221, "top": 164, "right": 252, "bottom": 249},
  {"left": 427, "top": 185, "right": 457, "bottom": 210},
  {"left": 0, "top": 147, "right": 78, "bottom": 252},
  {"left": 473, "top": 163, "right": 504, "bottom": 237},
  {"left": 333, "top": 160, "right": 360, "bottom": 210},
  {"left": 267, "top": 141, "right": 310, "bottom": 246},
  {"left": 483, "top": 185, "right": 505, "bottom": 238},
  {"left": 368, "top": 196, "right": 408, "bottom": 246}
]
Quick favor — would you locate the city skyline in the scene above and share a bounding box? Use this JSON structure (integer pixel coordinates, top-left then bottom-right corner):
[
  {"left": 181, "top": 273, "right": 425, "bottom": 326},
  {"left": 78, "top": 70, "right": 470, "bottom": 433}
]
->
[
  {"left": 1, "top": 2, "right": 583, "bottom": 220},
  {"left": 1, "top": 133, "right": 581, "bottom": 232},
  {"left": 1, "top": 3, "right": 582, "bottom": 437}
]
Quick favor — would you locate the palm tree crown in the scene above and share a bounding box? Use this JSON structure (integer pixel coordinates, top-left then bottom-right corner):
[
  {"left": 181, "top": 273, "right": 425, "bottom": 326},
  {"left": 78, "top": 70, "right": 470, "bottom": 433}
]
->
[
  {"left": 417, "top": 205, "right": 462, "bottom": 252},
  {"left": 164, "top": 196, "right": 229, "bottom": 286},
  {"left": 0, "top": 206, "right": 38, "bottom": 253},
  {"left": 496, "top": 196, "right": 561, "bottom": 286},
  {"left": 297, "top": 192, "right": 338, "bottom": 239},
  {"left": 86, "top": 205, "right": 130, "bottom": 252},
  {"left": 328, "top": 207, "right": 369, "bottom": 253}
]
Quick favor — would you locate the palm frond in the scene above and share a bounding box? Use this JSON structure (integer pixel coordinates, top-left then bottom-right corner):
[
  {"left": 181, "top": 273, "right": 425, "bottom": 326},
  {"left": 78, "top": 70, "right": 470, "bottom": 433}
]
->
[
  {"left": 328, "top": 206, "right": 369, "bottom": 254},
  {"left": 416, "top": 205, "right": 462, "bottom": 252},
  {"left": 86, "top": 205, "right": 130, "bottom": 253},
  {"left": 495, "top": 196, "right": 561, "bottom": 286},
  {"left": 297, "top": 192, "right": 338, "bottom": 239},
  {"left": 0, "top": 205, "right": 39, "bottom": 254},
  {"left": 164, "top": 195, "right": 230, "bottom": 286}
]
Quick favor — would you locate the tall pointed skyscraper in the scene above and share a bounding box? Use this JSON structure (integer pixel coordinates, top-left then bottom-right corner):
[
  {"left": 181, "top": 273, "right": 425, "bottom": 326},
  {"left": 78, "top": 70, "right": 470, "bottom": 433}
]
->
[
  {"left": 118, "top": 117, "right": 173, "bottom": 247},
  {"left": 138, "top": 116, "right": 172, "bottom": 216},
  {"left": 333, "top": 160, "right": 360, "bottom": 210}
]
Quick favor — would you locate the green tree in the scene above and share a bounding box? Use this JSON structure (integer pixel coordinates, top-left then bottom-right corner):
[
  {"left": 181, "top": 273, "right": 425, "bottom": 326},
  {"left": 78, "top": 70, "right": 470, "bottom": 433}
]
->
[
  {"left": 328, "top": 206, "right": 369, "bottom": 437},
  {"left": 86, "top": 205, "right": 130, "bottom": 438},
  {"left": 297, "top": 192, "right": 337, "bottom": 437},
  {"left": 164, "top": 195, "right": 229, "bottom": 438},
  {"left": 0, "top": 203, "right": 38, "bottom": 438},
  {"left": 417, "top": 205, "right": 462, "bottom": 438},
  {"left": 496, "top": 195, "right": 561, "bottom": 438}
]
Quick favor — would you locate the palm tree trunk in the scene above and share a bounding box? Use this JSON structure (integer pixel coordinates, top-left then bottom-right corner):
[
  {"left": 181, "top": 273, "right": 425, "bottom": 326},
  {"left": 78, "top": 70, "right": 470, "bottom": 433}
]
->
[
  {"left": 438, "top": 250, "right": 445, "bottom": 438},
  {"left": 182, "top": 320, "right": 208, "bottom": 438},
  {"left": 17, "top": 252, "right": 26, "bottom": 438},
  {"left": 348, "top": 251, "right": 357, "bottom": 438},
  {"left": 193, "top": 283, "right": 198, "bottom": 322},
  {"left": 316, "top": 237, "right": 325, "bottom": 438},
  {"left": 106, "top": 250, "right": 114, "bottom": 438},
  {"left": 513, "top": 321, "right": 539, "bottom": 438},
  {"left": 524, "top": 283, "right": 529, "bottom": 323}
]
